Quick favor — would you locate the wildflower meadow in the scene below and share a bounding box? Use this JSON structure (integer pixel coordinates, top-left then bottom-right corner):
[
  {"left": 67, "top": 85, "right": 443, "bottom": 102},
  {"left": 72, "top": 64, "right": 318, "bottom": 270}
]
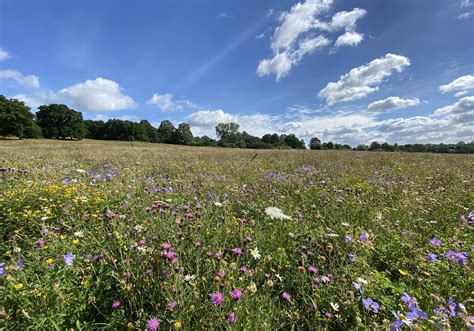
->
[{"left": 0, "top": 139, "right": 472, "bottom": 330}]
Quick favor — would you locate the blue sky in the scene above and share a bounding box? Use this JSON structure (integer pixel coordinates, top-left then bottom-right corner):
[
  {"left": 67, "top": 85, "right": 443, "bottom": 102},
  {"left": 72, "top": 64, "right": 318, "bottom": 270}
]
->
[{"left": 1, "top": 0, "right": 473, "bottom": 145}]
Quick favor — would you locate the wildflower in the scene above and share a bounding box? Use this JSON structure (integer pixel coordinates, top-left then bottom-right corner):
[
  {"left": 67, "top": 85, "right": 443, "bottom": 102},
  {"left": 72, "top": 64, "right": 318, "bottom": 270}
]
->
[
  {"left": 167, "top": 301, "right": 177, "bottom": 311},
  {"left": 76, "top": 169, "right": 86, "bottom": 173},
  {"left": 217, "top": 270, "right": 225, "bottom": 278},
  {"left": 162, "top": 243, "right": 172, "bottom": 250},
  {"left": 210, "top": 292, "right": 224, "bottom": 305},
  {"left": 38, "top": 239, "right": 45, "bottom": 248},
  {"left": 445, "top": 250, "right": 468, "bottom": 265},
  {"left": 321, "top": 275, "right": 331, "bottom": 283},
  {"left": 147, "top": 318, "right": 160, "bottom": 331},
  {"left": 64, "top": 253, "right": 75, "bottom": 266},
  {"left": 430, "top": 238, "right": 442, "bottom": 247},
  {"left": 282, "top": 292, "right": 292, "bottom": 301},
  {"left": 0, "top": 262, "right": 6, "bottom": 277},
  {"left": 275, "top": 274, "right": 283, "bottom": 282},
  {"left": 362, "top": 298, "right": 379, "bottom": 313},
  {"left": 230, "top": 288, "right": 242, "bottom": 300},
  {"left": 14, "top": 283, "right": 24, "bottom": 290},
  {"left": 308, "top": 266, "right": 317, "bottom": 273},
  {"left": 345, "top": 235, "right": 352, "bottom": 243},
  {"left": 72, "top": 239, "right": 79, "bottom": 244},
  {"left": 228, "top": 312, "right": 237, "bottom": 324},
  {"left": 426, "top": 252, "right": 438, "bottom": 262},
  {"left": 74, "top": 231, "right": 84, "bottom": 238},
  {"left": 390, "top": 319, "right": 405, "bottom": 331},
  {"left": 240, "top": 265, "right": 247, "bottom": 273},
  {"left": 406, "top": 308, "right": 427, "bottom": 323},
  {"left": 173, "top": 321, "right": 182, "bottom": 329},
  {"left": 359, "top": 232, "right": 369, "bottom": 242},
  {"left": 330, "top": 302, "right": 339, "bottom": 311},
  {"left": 265, "top": 207, "right": 292, "bottom": 220},
  {"left": 112, "top": 300, "right": 121, "bottom": 309},
  {"left": 447, "top": 297, "right": 456, "bottom": 317},
  {"left": 401, "top": 292, "right": 417, "bottom": 310},
  {"left": 231, "top": 247, "right": 243, "bottom": 256},
  {"left": 249, "top": 247, "right": 261, "bottom": 260},
  {"left": 352, "top": 281, "right": 363, "bottom": 294},
  {"left": 347, "top": 253, "right": 356, "bottom": 262}
]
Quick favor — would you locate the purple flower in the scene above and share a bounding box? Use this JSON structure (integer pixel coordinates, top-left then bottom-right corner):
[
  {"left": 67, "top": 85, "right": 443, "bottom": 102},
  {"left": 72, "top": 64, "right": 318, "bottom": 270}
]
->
[
  {"left": 162, "top": 243, "right": 172, "bottom": 249},
  {"left": 217, "top": 270, "right": 225, "bottom": 278},
  {"left": 390, "top": 319, "right": 404, "bottom": 331},
  {"left": 430, "top": 238, "right": 442, "bottom": 247},
  {"left": 38, "top": 239, "right": 45, "bottom": 248},
  {"left": 447, "top": 297, "right": 457, "bottom": 317},
  {"left": 445, "top": 250, "right": 468, "bottom": 265},
  {"left": 240, "top": 265, "right": 247, "bottom": 273},
  {"left": 167, "top": 301, "right": 177, "bottom": 311},
  {"left": 228, "top": 312, "right": 237, "bottom": 324},
  {"left": 231, "top": 247, "right": 243, "bottom": 256},
  {"left": 63, "top": 253, "right": 75, "bottom": 266},
  {"left": 426, "top": 252, "right": 438, "bottom": 262},
  {"left": 0, "top": 262, "right": 6, "bottom": 277},
  {"left": 359, "top": 232, "right": 369, "bottom": 242},
  {"left": 230, "top": 288, "right": 242, "bottom": 300},
  {"left": 147, "top": 318, "right": 160, "bottom": 331},
  {"left": 308, "top": 266, "right": 317, "bottom": 273},
  {"left": 347, "top": 253, "right": 356, "bottom": 262},
  {"left": 401, "top": 292, "right": 417, "bottom": 310},
  {"left": 406, "top": 308, "right": 427, "bottom": 323},
  {"left": 210, "top": 292, "right": 224, "bottom": 305},
  {"left": 345, "top": 235, "right": 352, "bottom": 243},
  {"left": 352, "top": 281, "right": 363, "bottom": 294},
  {"left": 362, "top": 298, "right": 379, "bottom": 313},
  {"left": 112, "top": 300, "right": 121, "bottom": 309},
  {"left": 282, "top": 292, "right": 292, "bottom": 302}
]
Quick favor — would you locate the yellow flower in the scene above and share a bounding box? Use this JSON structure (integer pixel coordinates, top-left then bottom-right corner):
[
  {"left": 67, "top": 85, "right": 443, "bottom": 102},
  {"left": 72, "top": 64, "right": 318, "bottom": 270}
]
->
[
  {"left": 46, "top": 258, "right": 53, "bottom": 264},
  {"left": 399, "top": 269, "right": 409, "bottom": 276},
  {"left": 174, "top": 321, "right": 183, "bottom": 329},
  {"left": 14, "top": 283, "right": 24, "bottom": 290},
  {"left": 72, "top": 239, "right": 80, "bottom": 244}
]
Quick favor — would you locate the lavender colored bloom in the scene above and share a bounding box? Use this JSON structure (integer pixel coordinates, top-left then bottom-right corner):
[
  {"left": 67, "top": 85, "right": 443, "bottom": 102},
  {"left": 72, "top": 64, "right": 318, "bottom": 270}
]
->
[
  {"left": 38, "top": 239, "right": 45, "bottom": 248},
  {"left": 211, "top": 292, "right": 224, "bottom": 305},
  {"left": 63, "top": 253, "right": 75, "bottom": 266},
  {"left": 231, "top": 247, "right": 243, "bottom": 256},
  {"left": 282, "top": 292, "right": 292, "bottom": 301},
  {"left": 147, "top": 318, "right": 160, "bottom": 331},
  {"left": 430, "top": 238, "right": 442, "bottom": 247},
  {"left": 0, "top": 262, "right": 6, "bottom": 277},
  {"left": 230, "top": 288, "right": 242, "bottom": 300},
  {"left": 162, "top": 243, "right": 172, "bottom": 249},
  {"left": 228, "top": 312, "right": 237, "bottom": 324},
  {"left": 401, "top": 292, "right": 417, "bottom": 310},
  {"left": 167, "top": 301, "right": 177, "bottom": 311},
  {"left": 345, "top": 235, "right": 352, "bottom": 243},
  {"left": 347, "top": 253, "right": 356, "bottom": 262},
  {"left": 426, "top": 252, "right": 438, "bottom": 262},
  {"left": 352, "top": 281, "right": 363, "bottom": 294},
  {"left": 15, "top": 259, "right": 25, "bottom": 270},
  {"left": 362, "top": 298, "right": 379, "bottom": 313},
  {"left": 112, "top": 300, "right": 121, "bottom": 309},
  {"left": 308, "top": 266, "right": 317, "bottom": 273},
  {"left": 359, "top": 232, "right": 369, "bottom": 242},
  {"left": 447, "top": 297, "right": 457, "bottom": 317},
  {"left": 406, "top": 308, "right": 427, "bottom": 323},
  {"left": 390, "top": 319, "right": 405, "bottom": 331},
  {"left": 217, "top": 270, "right": 225, "bottom": 278},
  {"left": 240, "top": 265, "right": 247, "bottom": 273},
  {"left": 445, "top": 250, "right": 468, "bottom": 265}
]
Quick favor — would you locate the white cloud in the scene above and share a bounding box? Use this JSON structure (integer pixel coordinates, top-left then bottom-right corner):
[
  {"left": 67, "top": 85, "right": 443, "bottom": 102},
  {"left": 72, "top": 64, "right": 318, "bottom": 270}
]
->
[
  {"left": 318, "top": 53, "right": 411, "bottom": 105},
  {"left": 0, "top": 69, "right": 40, "bottom": 88},
  {"left": 256, "top": 33, "right": 266, "bottom": 39},
  {"left": 367, "top": 96, "right": 420, "bottom": 113},
  {"left": 439, "top": 75, "right": 474, "bottom": 94},
  {"left": 458, "top": 11, "right": 474, "bottom": 19},
  {"left": 146, "top": 92, "right": 198, "bottom": 112},
  {"left": 217, "top": 13, "right": 229, "bottom": 19},
  {"left": 266, "top": 9, "right": 274, "bottom": 18},
  {"left": 12, "top": 91, "right": 58, "bottom": 109},
  {"left": 434, "top": 96, "right": 474, "bottom": 123},
  {"left": 57, "top": 77, "right": 136, "bottom": 112},
  {"left": 454, "top": 91, "right": 468, "bottom": 97},
  {"left": 334, "top": 31, "right": 363, "bottom": 48},
  {"left": 257, "top": 1, "right": 367, "bottom": 80},
  {"left": 0, "top": 48, "right": 10, "bottom": 61}
]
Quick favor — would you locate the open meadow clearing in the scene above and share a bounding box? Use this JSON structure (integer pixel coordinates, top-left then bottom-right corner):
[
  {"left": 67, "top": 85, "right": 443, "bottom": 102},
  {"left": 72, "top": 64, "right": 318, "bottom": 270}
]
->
[{"left": 0, "top": 139, "right": 472, "bottom": 329}]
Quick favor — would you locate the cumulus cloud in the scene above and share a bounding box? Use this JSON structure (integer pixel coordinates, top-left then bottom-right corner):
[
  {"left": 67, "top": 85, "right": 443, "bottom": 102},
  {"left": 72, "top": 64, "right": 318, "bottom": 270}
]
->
[
  {"left": 318, "top": 53, "right": 410, "bottom": 105},
  {"left": 146, "top": 92, "right": 198, "bottom": 112},
  {"left": 57, "top": 77, "right": 136, "bottom": 112},
  {"left": 367, "top": 96, "right": 420, "bottom": 113},
  {"left": 434, "top": 96, "right": 474, "bottom": 124},
  {"left": 438, "top": 75, "right": 474, "bottom": 94},
  {"left": 0, "top": 69, "right": 40, "bottom": 88},
  {"left": 257, "top": 0, "right": 367, "bottom": 80},
  {"left": 12, "top": 91, "right": 58, "bottom": 109},
  {"left": 0, "top": 48, "right": 10, "bottom": 61}
]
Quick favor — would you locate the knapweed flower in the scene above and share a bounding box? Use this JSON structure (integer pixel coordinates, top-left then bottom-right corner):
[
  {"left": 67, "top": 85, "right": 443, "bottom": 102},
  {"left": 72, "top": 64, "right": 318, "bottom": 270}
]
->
[
  {"left": 282, "top": 292, "right": 292, "bottom": 301},
  {"left": 228, "top": 312, "right": 237, "bottom": 324},
  {"left": 231, "top": 247, "right": 243, "bottom": 256},
  {"left": 240, "top": 265, "right": 247, "bottom": 273},
  {"left": 230, "top": 288, "right": 242, "bottom": 300},
  {"left": 359, "top": 232, "right": 369, "bottom": 242},
  {"left": 430, "top": 238, "right": 442, "bottom": 247},
  {"left": 64, "top": 253, "right": 75, "bottom": 266},
  {"left": 112, "top": 300, "right": 121, "bottom": 309},
  {"left": 362, "top": 298, "right": 379, "bottom": 313},
  {"left": 401, "top": 292, "right": 417, "bottom": 310},
  {"left": 249, "top": 247, "right": 261, "bottom": 260},
  {"left": 167, "top": 301, "right": 177, "bottom": 311},
  {"left": 210, "top": 292, "right": 224, "bottom": 305},
  {"left": 308, "top": 266, "right": 317, "bottom": 273},
  {"left": 147, "top": 318, "right": 160, "bottom": 331},
  {"left": 426, "top": 252, "right": 438, "bottom": 262},
  {"left": 406, "top": 307, "right": 427, "bottom": 323}
]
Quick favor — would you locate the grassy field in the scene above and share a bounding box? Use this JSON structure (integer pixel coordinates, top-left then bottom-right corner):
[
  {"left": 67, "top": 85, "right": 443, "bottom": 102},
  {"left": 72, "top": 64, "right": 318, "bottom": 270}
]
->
[{"left": 0, "top": 139, "right": 472, "bottom": 330}]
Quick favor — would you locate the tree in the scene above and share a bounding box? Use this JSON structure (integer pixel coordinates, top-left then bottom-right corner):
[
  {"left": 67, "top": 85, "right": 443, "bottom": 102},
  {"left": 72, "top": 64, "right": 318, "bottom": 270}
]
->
[
  {"left": 139, "top": 120, "right": 159, "bottom": 143},
  {"left": 157, "top": 120, "right": 175, "bottom": 143},
  {"left": 309, "top": 137, "right": 322, "bottom": 150},
  {"left": 0, "top": 95, "right": 37, "bottom": 138},
  {"left": 36, "top": 104, "right": 85, "bottom": 140},
  {"left": 369, "top": 141, "right": 381, "bottom": 151},
  {"left": 356, "top": 144, "right": 368, "bottom": 151},
  {"left": 84, "top": 120, "right": 105, "bottom": 139},
  {"left": 326, "top": 141, "right": 334, "bottom": 150},
  {"left": 172, "top": 123, "right": 193, "bottom": 145},
  {"left": 215, "top": 123, "right": 240, "bottom": 140}
]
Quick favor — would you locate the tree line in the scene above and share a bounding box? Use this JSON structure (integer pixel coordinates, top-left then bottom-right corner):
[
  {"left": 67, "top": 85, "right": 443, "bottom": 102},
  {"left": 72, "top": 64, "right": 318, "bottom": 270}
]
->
[{"left": 1, "top": 95, "right": 472, "bottom": 153}]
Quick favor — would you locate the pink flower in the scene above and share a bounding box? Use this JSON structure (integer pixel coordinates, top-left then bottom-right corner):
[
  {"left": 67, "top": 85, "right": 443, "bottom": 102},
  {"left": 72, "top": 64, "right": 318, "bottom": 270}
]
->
[
  {"left": 167, "top": 301, "right": 177, "bottom": 311},
  {"left": 228, "top": 312, "right": 237, "bottom": 324},
  {"left": 162, "top": 243, "right": 172, "bottom": 249},
  {"left": 210, "top": 292, "right": 224, "bottom": 305},
  {"left": 230, "top": 288, "right": 242, "bottom": 300},
  {"left": 240, "top": 265, "right": 247, "bottom": 273},
  {"left": 231, "top": 247, "right": 243, "bottom": 255},
  {"left": 112, "top": 300, "right": 121, "bottom": 309},
  {"left": 282, "top": 292, "right": 292, "bottom": 301},
  {"left": 308, "top": 266, "right": 317, "bottom": 273},
  {"left": 147, "top": 318, "right": 160, "bottom": 331}
]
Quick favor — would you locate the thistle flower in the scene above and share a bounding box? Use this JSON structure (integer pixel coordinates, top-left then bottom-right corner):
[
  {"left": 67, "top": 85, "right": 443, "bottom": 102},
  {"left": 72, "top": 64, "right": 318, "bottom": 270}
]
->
[
  {"left": 210, "top": 292, "right": 224, "bottom": 305},
  {"left": 167, "top": 301, "right": 177, "bottom": 311},
  {"left": 112, "top": 300, "right": 121, "bottom": 309},
  {"left": 282, "top": 292, "right": 292, "bottom": 301},
  {"left": 231, "top": 247, "right": 243, "bottom": 255},
  {"left": 228, "top": 312, "right": 237, "bottom": 324},
  {"left": 147, "top": 318, "right": 160, "bottom": 331},
  {"left": 308, "top": 266, "right": 317, "bottom": 273},
  {"left": 230, "top": 288, "right": 242, "bottom": 300}
]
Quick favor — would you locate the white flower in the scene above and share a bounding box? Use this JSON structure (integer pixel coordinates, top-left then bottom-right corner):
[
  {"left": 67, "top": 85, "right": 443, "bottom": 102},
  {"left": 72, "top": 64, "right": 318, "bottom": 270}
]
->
[
  {"left": 184, "top": 274, "right": 196, "bottom": 282},
  {"left": 76, "top": 169, "right": 86, "bottom": 174},
  {"left": 74, "top": 231, "right": 84, "bottom": 238},
  {"left": 214, "top": 202, "right": 223, "bottom": 207},
  {"left": 357, "top": 277, "right": 368, "bottom": 285},
  {"left": 330, "top": 302, "right": 340, "bottom": 311},
  {"left": 13, "top": 247, "right": 21, "bottom": 253},
  {"left": 275, "top": 274, "right": 283, "bottom": 282},
  {"left": 249, "top": 247, "right": 261, "bottom": 260},
  {"left": 40, "top": 216, "right": 51, "bottom": 221},
  {"left": 327, "top": 233, "right": 340, "bottom": 238},
  {"left": 265, "top": 207, "right": 292, "bottom": 220}
]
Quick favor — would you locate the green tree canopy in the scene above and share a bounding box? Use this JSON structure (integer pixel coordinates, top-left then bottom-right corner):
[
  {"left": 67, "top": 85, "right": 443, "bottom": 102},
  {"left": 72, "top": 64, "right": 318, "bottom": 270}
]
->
[
  {"left": 36, "top": 104, "right": 86, "bottom": 140},
  {"left": 0, "top": 95, "right": 38, "bottom": 138}
]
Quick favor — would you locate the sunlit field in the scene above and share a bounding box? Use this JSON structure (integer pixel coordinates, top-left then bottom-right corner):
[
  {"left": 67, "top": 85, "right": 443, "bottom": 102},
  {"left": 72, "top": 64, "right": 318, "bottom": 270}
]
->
[{"left": 0, "top": 139, "right": 472, "bottom": 330}]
